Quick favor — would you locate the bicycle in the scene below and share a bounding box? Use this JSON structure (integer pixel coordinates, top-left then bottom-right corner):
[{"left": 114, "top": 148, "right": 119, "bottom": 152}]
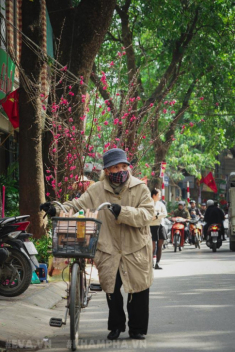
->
[{"left": 46, "top": 201, "right": 111, "bottom": 351}]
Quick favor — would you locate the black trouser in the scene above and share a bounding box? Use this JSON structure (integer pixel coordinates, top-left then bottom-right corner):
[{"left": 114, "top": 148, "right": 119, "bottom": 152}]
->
[{"left": 106, "top": 270, "right": 149, "bottom": 335}]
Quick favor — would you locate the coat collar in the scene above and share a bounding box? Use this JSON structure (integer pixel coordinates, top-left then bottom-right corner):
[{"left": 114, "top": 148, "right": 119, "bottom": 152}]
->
[{"left": 103, "top": 174, "right": 144, "bottom": 193}]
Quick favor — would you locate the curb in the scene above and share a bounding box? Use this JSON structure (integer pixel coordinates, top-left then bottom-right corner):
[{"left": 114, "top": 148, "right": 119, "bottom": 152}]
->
[
  {"left": 0, "top": 266, "right": 100, "bottom": 350},
  {"left": 21, "top": 281, "right": 67, "bottom": 309}
]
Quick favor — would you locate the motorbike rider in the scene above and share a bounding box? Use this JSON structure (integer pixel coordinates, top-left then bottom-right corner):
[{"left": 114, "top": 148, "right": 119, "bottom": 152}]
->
[
  {"left": 40, "top": 148, "right": 154, "bottom": 341},
  {"left": 200, "top": 203, "right": 207, "bottom": 217},
  {"left": 203, "top": 199, "right": 225, "bottom": 240},
  {"left": 189, "top": 200, "right": 203, "bottom": 218},
  {"left": 173, "top": 201, "right": 191, "bottom": 243}
]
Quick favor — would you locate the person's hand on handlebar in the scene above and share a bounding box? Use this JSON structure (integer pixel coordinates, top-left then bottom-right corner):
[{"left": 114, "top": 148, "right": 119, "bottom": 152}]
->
[
  {"left": 40, "top": 202, "right": 56, "bottom": 217},
  {"left": 108, "top": 203, "right": 121, "bottom": 220}
]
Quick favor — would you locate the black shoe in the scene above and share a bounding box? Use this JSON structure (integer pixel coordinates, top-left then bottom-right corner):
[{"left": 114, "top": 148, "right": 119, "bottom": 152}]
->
[
  {"left": 129, "top": 333, "right": 145, "bottom": 340},
  {"left": 154, "top": 263, "right": 162, "bottom": 270},
  {"left": 107, "top": 329, "right": 123, "bottom": 340}
]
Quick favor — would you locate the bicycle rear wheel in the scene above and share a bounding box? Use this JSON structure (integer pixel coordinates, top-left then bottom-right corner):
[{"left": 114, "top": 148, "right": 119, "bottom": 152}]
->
[{"left": 70, "top": 263, "right": 81, "bottom": 351}]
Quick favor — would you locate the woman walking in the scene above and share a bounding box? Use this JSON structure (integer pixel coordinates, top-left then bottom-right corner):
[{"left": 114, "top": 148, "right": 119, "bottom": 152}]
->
[{"left": 150, "top": 188, "right": 167, "bottom": 269}]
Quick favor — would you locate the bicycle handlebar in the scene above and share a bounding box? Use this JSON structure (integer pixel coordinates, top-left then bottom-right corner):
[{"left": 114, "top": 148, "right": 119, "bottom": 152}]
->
[
  {"left": 51, "top": 201, "right": 68, "bottom": 213},
  {"left": 50, "top": 201, "right": 112, "bottom": 213}
]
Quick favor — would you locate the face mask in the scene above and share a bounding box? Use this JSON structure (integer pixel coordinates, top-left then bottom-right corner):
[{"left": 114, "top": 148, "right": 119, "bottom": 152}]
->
[{"left": 108, "top": 170, "right": 129, "bottom": 184}]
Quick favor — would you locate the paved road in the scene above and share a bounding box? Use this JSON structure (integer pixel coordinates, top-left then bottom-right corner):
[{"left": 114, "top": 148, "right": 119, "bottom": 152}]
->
[{"left": 38, "top": 241, "right": 235, "bottom": 352}]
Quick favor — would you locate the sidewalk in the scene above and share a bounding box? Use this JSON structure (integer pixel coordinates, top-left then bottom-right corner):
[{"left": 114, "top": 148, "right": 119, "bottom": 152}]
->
[{"left": 0, "top": 265, "right": 99, "bottom": 351}]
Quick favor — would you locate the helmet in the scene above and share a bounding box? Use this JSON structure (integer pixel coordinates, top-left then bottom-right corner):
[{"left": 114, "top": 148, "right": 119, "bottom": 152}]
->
[
  {"left": 206, "top": 199, "right": 214, "bottom": 207},
  {"left": 189, "top": 200, "right": 195, "bottom": 204},
  {"left": 178, "top": 201, "right": 185, "bottom": 206}
]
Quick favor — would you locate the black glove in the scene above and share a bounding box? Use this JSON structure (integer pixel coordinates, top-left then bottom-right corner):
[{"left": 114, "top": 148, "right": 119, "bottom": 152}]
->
[
  {"left": 39, "top": 202, "right": 56, "bottom": 216},
  {"left": 109, "top": 203, "right": 121, "bottom": 219}
]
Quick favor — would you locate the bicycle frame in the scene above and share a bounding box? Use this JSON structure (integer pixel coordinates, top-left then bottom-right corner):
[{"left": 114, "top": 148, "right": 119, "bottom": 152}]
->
[
  {"left": 61, "top": 258, "right": 91, "bottom": 327},
  {"left": 48, "top": 201, "right": 111, "bottom": 351}
]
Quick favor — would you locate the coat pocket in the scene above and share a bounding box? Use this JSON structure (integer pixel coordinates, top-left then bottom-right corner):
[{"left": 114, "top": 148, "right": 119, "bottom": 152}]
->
[
  {"left": 131, "top": 246, "right": 150, "bottom": 270},
  {"left": 94, "top": 249, "right": 111, "bottom": 269}
]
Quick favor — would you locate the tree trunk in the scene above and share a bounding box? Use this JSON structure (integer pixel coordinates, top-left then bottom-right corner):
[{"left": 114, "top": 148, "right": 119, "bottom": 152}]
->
[
  {"left": 46, "top": 0, "right": 116, "bottom": 128},
  {"left": 0, "top": 188, "right": 2, "bottom": 216},
  {"left": 19, "top": 1, "right": 46, "bottom": 239},
  {"left": 43, "top": 0, "right": 117, "bottom": 181}
]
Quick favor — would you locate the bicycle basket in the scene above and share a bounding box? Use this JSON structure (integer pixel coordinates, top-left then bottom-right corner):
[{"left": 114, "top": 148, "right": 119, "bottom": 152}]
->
[{"left": 52, "top": 217, "right": 102, "bottom": 259}]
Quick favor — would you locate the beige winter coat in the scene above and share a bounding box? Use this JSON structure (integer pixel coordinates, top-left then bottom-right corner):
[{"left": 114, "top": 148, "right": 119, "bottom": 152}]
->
[{"left": 56, "top": 175, "right": 154, "bottom": 294}]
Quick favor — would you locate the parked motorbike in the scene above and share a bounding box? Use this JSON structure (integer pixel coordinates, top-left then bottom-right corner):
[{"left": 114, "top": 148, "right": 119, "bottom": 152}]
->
[
  {"left": 206, "top": 223, "right": 222, "bottom": 252},
  {"left": 189, "top": 217, "right": 202, "bottom": 249},
  {"left": 0, "top": 215, "right": 39, "bottom": 297},
  {"left": 170, "top": 217, "right": 187, "bottom": 252}
]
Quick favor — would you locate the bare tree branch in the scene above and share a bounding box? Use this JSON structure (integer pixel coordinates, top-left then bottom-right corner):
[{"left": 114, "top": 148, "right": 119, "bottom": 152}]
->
[
  {"left": 107, "top": 31, "right": 122, "bottom": 43},
  {"left": 90, "top": 64, "right": 116, "bottom": 114}
]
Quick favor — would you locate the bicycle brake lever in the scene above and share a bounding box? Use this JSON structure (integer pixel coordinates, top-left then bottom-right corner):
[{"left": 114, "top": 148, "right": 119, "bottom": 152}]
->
[
  {"left": 107, "top": 205, "right": 119, "bottom": 219},
  {"left": 107, "top": 204, "right": 114, "bottom": 213}
]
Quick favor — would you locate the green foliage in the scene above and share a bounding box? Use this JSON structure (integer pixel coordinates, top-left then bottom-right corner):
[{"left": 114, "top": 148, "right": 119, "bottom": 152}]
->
[
  {"left": 0, "top": 165, "right": 19, "bottom": 217},
  {"left": 32, "top": 235, "right": 52, "bottom": 265},
  {"left": 94, "top": 0, "right": 235, "bottom": 179}
]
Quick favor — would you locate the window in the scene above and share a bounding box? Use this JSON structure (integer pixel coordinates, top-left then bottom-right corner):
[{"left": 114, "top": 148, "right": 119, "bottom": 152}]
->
[{"left": 0, "top": 0, "right": 6, "bottom": 50}]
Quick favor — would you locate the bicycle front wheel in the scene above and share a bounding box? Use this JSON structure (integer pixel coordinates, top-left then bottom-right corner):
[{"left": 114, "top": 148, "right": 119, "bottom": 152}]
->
[{"left": 70, "top": 263, "right": 81, "bottom": 351}]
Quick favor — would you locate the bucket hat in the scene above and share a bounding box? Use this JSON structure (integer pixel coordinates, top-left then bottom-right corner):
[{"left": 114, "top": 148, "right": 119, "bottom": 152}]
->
[{"left": 103, "top": 148, "right": 130, "bottom": 169}]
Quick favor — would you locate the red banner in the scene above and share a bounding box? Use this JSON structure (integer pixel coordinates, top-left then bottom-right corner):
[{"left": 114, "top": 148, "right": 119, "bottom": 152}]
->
[{"left": 0, "top": 89, "right": 19, "bottom": 129}]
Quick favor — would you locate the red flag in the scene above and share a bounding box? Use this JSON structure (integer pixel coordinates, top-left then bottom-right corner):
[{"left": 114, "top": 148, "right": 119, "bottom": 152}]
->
[
  {"left": 202, "top": 172, "right": 218, "bottom": 193},
  {"left": 0, "top": 89, "right": 19, "bottom": 129}
]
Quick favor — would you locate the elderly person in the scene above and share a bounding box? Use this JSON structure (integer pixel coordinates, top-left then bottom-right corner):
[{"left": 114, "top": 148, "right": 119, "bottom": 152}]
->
[{"left": 40, "top": 148, "right": 154, "bottom": 341}]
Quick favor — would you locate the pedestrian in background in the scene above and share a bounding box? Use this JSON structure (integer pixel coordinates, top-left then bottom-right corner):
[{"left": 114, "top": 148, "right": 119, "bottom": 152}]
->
[{"left": 150, "top": 188, "right": 167, "bottom": 269}]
